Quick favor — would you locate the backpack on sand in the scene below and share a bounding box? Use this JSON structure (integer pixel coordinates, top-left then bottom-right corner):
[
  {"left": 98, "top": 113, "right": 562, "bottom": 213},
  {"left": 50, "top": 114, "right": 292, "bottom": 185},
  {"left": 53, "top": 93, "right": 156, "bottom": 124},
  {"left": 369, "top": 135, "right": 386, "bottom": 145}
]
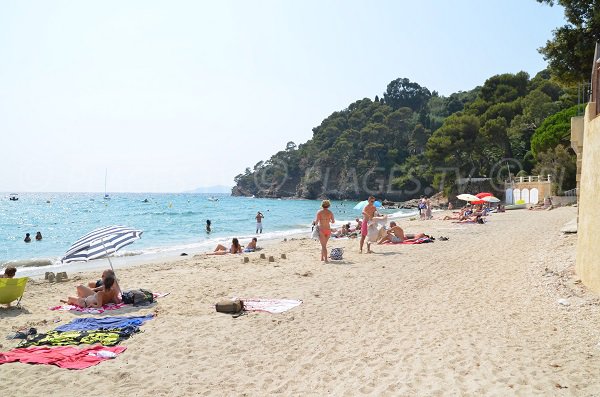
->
[
  {"left": 329, "top": 247, "right": 344, "bottom": 260},
  {"left": 122, "top": 289, "right": 154, "bottom": 306},
  {"left": 215, "top": 299, "right": 244, "bottom": 314}
]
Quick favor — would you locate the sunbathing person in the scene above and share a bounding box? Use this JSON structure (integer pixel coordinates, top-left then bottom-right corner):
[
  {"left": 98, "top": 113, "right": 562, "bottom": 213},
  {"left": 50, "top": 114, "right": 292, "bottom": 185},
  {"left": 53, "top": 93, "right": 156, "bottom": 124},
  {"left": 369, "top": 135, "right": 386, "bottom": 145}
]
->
[
  {"left": 62, "top": 273, "right": 120, "bottom": 308},
  {"left": 456, "top": 214, "right": 485, "bottom": 224},
  {"left": 442, "top": 207, "right": 471, "bottom": 221},
  {"left": 529, "top": 197, "right": 554, "bottom": 211},
  {"left": 87, "top": 269, "right": 121, "bottom": 293},
  {"left": 243, "top": 237, "right": 258, "bottom": 252},
  {"left": 209, "top": 238, "right": 243, "bottom": 255},
  {"left": 377, "top": 222, "right": 426, "bottom": 244}
]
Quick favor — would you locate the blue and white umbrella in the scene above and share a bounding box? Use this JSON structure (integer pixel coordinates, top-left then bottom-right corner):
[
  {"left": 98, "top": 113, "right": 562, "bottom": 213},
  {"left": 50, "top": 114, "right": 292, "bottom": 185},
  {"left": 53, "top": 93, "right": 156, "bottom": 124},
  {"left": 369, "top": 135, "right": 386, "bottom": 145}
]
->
[
  {"left": 353, "top": 200, "right": 382, "bottom": 211},
  {"left": 62, "top": 225, "right": 143, "bottom": 270}
]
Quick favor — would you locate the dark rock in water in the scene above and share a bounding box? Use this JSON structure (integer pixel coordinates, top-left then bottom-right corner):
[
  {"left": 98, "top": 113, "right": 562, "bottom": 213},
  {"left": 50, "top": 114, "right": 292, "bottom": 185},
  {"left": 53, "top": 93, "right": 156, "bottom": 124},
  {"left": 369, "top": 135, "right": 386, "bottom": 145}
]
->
[{"left": 5, "top": 258, "right": 54, "bottom": 268}]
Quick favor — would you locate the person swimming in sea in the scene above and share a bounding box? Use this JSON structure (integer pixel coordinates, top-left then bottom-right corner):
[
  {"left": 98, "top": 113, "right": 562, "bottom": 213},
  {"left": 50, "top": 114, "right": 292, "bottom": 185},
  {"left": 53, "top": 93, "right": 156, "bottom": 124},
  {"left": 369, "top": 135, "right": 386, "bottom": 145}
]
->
[{"left": 24, "top": 233, "right": 31, "bottom": 243}]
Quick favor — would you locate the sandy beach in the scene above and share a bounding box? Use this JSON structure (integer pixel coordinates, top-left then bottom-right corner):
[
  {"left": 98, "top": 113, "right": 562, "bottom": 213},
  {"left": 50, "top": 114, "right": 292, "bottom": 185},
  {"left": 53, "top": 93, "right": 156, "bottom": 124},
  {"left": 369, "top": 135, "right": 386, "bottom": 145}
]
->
[{"left": 2, "top": 206, "right": 599, "bottom": 396}]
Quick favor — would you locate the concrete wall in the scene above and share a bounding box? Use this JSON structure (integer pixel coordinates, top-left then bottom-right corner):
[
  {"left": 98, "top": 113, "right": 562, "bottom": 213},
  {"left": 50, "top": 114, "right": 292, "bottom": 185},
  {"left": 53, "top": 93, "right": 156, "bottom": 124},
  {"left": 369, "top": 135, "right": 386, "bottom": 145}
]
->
[
  {"left": 551, "top": 196, "right": 577, "bottom": 206},
  {"left": 576, "top": 103, "right": 600, "bottom": 293}
]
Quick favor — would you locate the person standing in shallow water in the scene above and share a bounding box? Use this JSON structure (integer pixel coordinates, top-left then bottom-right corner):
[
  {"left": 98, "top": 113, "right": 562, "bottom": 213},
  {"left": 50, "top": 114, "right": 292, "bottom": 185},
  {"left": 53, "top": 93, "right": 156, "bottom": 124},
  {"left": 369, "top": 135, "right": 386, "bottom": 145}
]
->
[
  {"left": 35, "top": 231, "right": 42, "bottom": 241},
  {"left": 315, "top": 200, "right": 335, "bottom": 263},
  {"left": 255, "top": 211, "right": 264, "bottom": 234},
  {"left": 24, "top": 233, "right": 31, "bottom": 243},
  {"left": 206, "top": 220, "right": 211, "bottom": 233}
]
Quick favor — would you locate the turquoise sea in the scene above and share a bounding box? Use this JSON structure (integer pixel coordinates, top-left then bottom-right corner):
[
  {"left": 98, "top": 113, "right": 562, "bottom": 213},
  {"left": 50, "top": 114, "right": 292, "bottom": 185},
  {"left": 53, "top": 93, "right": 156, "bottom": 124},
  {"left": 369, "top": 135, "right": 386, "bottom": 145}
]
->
[{"left": 0, "top": 192, "right": 416, "bottom": 276}]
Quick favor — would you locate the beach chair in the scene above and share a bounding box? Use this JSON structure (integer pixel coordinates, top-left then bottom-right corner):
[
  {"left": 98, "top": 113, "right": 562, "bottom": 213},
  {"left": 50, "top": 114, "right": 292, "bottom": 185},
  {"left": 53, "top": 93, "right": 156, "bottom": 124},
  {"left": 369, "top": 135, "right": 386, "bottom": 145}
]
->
[{"left": 0, "top": 277, "right": 29, "bottom": 308}]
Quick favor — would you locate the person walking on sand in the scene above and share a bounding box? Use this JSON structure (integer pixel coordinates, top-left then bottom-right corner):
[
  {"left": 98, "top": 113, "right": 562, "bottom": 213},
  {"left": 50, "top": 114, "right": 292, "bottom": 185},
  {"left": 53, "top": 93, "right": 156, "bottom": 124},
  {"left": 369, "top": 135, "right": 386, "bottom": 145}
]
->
[
  {"left": 315, "top": 200, "right": 335, "bottom": 263},
  {"left": 360, "top": 196, "right": 377, "bottom": 253},
  {"left": 255, "top": 211, "right": 264, "bottom": 234},
  {"left": 425, "top": 196, "right": 433, "bottom": 220}
]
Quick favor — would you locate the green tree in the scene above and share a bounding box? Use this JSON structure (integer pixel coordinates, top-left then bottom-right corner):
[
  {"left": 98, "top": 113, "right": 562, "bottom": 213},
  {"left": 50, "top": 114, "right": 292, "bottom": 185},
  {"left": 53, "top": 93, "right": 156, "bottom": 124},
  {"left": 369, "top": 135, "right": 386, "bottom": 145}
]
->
[
  {"left": 537, "top": 0, "right": 600, "bottom": 83},
  {"left": 383, "top": 78, "right": 432, "bottom": 112},
  {"left": 530, "top": 104, "right": 584, "bottom": 156},
  {"left": 426, "top": 114, "right": 481, "bottom": 193},
  {"left": 532, "top": 144, "right": 577, "bottom": 193}
]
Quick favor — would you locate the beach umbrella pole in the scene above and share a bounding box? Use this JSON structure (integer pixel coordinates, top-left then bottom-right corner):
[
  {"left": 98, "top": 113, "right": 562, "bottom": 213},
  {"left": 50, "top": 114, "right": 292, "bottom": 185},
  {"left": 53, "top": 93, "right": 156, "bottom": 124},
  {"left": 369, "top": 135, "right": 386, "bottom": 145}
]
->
[{"left": 100, "top": 238, "right": 115, "bottom": 273}]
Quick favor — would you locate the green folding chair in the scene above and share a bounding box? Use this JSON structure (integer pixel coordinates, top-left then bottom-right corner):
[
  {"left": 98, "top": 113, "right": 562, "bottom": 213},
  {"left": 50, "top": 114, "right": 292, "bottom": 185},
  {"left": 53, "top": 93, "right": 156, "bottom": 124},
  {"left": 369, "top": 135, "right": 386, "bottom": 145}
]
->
[{"left": 0, "top": 277, "right": 29, "bottom": 308}]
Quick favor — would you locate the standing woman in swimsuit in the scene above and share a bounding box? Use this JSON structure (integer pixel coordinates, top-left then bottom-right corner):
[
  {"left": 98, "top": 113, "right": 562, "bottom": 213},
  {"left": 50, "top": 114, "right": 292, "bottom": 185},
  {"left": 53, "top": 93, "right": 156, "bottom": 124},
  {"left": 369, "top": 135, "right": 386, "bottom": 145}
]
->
[{"left": 315, "top": 200, "right": 335, "bottom": 263}]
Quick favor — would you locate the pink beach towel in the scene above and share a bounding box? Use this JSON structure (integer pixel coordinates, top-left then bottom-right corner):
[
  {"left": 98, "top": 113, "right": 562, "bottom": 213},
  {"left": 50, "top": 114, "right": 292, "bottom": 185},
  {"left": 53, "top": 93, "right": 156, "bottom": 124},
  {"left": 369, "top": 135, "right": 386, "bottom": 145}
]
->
[
  {"left": 49, "top": 292, "right": 170, "bottom": 313},
  {"left": 49, "top": 303, "right": 126, "bottom": 314},
  {"left": 238, "top": 298, "right": 302, "bottom": 314},
  {"left": 0, "top": 345, "right": 127, "bottom": 369}
]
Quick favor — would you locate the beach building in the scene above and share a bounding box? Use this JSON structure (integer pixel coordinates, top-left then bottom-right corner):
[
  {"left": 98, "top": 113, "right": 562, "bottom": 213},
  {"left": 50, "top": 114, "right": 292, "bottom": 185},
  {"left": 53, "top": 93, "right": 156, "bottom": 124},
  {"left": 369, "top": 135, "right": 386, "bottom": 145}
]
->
[
  {"left": 504, "top": 175, "right": 552, "bottom": 205},
  {"left": 572, "top": 43, "right": 600, "bottom": 293}
]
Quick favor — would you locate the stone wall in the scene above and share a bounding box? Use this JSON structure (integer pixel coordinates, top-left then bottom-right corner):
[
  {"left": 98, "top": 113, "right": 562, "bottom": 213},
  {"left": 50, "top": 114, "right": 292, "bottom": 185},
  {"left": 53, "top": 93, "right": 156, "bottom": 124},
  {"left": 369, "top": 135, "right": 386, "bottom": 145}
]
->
[{"left": 575, "top": 103, "right": 600, "bottom": 293}]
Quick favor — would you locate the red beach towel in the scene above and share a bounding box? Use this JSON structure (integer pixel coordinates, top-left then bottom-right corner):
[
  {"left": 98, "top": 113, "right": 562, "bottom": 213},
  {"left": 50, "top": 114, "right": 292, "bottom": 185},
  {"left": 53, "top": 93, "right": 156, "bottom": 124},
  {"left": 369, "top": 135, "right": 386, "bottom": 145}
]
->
[
  {"left": 49, "top": 292, "right": 169, "bottom": 313},
  {"left": 0, "top": 345, "right": 126, "bottom": 369}
]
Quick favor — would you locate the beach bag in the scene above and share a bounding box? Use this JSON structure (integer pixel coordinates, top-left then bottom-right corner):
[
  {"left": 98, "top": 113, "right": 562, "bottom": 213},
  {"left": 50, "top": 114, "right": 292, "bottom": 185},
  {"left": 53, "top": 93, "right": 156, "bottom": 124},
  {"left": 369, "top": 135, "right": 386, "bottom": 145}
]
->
[
  {"left": 122, "top": 289, "right": 154, "bottom": 306},
  {"left": 311, "top": 225, "right": 320, "bottom": 240},
  {"left": 330, "top": 247, "right": 343, "bottom": 260},
  {"left": 215, "top": 299, "right": 244, "bottom": 314}
]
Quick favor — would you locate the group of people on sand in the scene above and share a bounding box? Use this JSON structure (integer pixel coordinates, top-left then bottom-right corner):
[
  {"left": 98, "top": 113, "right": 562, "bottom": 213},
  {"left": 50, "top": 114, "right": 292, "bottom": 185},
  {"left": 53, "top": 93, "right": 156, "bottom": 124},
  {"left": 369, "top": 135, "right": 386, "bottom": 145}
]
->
[
  {"left": 314, "top": 196, "right": 428, "bottom": 262},
  {"left": 418, "top": 196, "right": 433, "bottom": 220},
  {"left": 62, "top": 269, "right": 121, "bottom": 309},
  {"left": 209, "top": 237, "right": 259, "bottom": 255}
]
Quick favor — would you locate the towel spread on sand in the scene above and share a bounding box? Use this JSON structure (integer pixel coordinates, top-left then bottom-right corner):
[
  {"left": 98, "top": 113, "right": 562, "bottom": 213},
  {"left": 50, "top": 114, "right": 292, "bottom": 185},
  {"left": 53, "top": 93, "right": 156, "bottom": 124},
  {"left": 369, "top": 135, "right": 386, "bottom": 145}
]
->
[
  {"left": 18, "top": 327, "right": 139, "bottom": 348},
  {"left": 383, "top": 237, "right": 433, "bottom": 245},
  {"left": 54, "top": 315, "right": 154, "bottom": 332},
  {"left": 239, "top": 298, "right": 302, "bottom": 314},
  {"left": 0, "top": 345, "right": 127, "bottom": 369},
  {"left": 49, "top": 303, "right": 127, "bottom": 314},
  {"left": 49, "top": 293, "right": 169, "bottom": 313}
]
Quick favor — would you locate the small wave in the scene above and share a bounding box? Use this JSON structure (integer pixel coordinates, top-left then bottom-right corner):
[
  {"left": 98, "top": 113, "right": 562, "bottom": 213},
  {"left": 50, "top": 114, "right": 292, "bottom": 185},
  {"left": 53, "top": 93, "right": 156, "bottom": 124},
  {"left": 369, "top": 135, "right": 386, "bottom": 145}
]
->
[{"left": 141, "top": 211, "right": 201, "bottom": 217}]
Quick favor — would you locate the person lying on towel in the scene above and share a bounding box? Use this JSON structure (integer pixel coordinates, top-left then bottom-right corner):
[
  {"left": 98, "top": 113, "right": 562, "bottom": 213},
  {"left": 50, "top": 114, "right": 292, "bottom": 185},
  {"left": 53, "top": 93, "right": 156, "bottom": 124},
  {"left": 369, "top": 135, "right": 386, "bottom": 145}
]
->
[
  {"left": 62, "top": 273, "right": 120, "bottom": 308},
  {"left": 377, "top": 221, "right": 427, "bottom": 244}
]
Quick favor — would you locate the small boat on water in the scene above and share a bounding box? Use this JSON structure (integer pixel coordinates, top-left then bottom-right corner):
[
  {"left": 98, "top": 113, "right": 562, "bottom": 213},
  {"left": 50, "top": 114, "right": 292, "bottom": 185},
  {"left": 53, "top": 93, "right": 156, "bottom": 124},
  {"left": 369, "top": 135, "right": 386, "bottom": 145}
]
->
[
  {"left": 207, "top": 197, "right": 219, "bottom": 202},
  {"left": 103, "top": 169, "right": 110, "bottom": 200},
  {"left": 9, "top": 193, "right": 18, "bottom": 201}
]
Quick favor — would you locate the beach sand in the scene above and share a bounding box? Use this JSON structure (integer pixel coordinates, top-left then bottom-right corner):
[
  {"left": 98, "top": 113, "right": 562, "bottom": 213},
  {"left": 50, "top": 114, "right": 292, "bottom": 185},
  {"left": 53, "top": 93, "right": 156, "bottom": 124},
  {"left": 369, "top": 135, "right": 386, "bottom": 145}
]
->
[{"left": 2, "top": 206, "right": 600, "bottom": 396}]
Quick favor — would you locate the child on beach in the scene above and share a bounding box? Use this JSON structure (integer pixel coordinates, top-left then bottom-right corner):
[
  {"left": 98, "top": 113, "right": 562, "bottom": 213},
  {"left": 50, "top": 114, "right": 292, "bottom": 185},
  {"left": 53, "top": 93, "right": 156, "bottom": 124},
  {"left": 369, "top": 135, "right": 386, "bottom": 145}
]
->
[
  {"left": 315, "top": 200, "right": 335, "bottom": 263},
  {"left": 244, "top": 237, "right": 258, "bottom": 252}
]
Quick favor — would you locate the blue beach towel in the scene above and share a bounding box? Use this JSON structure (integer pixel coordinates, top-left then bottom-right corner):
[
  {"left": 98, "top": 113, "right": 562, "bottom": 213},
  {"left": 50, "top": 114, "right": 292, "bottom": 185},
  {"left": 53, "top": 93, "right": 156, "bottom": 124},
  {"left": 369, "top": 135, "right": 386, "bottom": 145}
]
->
[{"left": 54, "top": 314, "right": 154, "bottom": 332}]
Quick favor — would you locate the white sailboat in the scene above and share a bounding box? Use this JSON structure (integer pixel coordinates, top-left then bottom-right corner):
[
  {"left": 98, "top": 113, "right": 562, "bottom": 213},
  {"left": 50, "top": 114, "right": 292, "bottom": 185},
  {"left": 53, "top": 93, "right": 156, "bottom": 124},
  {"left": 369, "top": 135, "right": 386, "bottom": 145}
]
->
[{"left": 104, "top": 169, "right": 110, "bottom": 200}]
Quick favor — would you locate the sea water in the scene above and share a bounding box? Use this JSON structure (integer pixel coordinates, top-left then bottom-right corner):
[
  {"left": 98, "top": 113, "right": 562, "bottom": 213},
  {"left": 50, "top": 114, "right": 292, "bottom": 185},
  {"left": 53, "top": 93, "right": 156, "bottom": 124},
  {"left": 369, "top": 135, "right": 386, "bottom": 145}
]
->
[{"left": 0, "top": 192, "right": 416, "bottom": 276}]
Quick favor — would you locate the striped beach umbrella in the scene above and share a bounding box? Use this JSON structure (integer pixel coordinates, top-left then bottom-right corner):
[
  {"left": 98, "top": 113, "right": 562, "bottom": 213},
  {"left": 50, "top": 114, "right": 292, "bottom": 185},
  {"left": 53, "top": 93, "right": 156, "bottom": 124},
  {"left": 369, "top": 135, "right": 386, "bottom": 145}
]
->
[{"left": 62, "top": 225, "right": 143, "bottom": 270}]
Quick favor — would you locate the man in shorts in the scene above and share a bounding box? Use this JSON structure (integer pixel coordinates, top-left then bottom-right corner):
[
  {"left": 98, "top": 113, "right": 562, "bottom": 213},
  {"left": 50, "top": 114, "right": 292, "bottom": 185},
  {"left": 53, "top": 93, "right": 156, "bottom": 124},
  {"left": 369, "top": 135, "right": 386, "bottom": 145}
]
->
[{"left": 255, "top": 211, "right": 264, "bottom": 234}]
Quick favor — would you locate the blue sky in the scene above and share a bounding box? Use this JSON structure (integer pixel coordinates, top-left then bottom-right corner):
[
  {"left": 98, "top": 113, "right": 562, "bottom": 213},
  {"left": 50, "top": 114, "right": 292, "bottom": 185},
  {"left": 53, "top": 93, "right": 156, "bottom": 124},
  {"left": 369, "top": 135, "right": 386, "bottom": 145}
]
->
[{"left": 0, "top": 1, "right": 565, "bottom": 192}]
